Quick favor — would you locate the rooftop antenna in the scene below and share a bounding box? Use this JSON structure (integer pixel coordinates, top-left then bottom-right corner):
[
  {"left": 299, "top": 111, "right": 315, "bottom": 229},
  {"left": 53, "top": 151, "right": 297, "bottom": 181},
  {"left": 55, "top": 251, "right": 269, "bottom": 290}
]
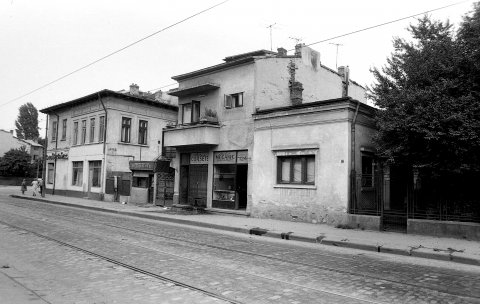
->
[
  {"left": 289, "top": 36, "right": 303, "bottom": 45},
  {"left": 266, "top": 23, "right": 276, "bottom": 51},
  {"left": 329, "top": 42, "right": 343, "bottom": 69}
]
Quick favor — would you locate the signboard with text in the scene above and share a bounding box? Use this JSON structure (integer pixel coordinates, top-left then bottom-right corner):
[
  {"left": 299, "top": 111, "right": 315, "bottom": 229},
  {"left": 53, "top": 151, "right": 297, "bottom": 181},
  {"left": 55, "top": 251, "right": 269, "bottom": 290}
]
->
[{"left": 190, "top": 152, "right": 209, "bottom": 165}]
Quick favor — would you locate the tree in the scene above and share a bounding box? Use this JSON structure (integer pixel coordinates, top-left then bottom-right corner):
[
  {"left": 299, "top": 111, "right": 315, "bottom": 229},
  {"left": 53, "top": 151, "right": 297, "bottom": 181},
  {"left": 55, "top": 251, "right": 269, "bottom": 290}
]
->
[
  {"left": 369, "top": 14, "right": 480, "bottom": 174},
  {"left": 15, "top": 102, "right": 39, "bottom": 140},
  {"left": 0, "top": 147, "right": 35, "bottom": 177}
]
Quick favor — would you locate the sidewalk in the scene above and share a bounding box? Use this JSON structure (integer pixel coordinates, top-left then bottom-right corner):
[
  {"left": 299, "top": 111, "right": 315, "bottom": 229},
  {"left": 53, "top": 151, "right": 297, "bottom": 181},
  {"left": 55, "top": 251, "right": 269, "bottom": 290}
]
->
[{"left": 8, "top": 189, "right": 480, "bottom": 266}]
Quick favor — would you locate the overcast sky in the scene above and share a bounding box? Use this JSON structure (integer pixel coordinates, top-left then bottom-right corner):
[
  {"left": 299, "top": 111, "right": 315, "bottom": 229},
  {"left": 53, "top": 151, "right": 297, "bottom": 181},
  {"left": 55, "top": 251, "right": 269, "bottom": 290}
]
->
[{"left": 0, "top": 0, "right": 476, "bottom": 135}]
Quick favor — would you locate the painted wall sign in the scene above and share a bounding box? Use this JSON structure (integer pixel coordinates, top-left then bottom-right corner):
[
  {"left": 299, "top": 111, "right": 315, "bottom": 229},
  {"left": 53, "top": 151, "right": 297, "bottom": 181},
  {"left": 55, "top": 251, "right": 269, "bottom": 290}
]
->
[
  {"left": 236, "top": 150, "right": 248, "bottom": 164},
  {"left": 190, "top": 152, "right": 209, "bottom": 165},
  {"left": 46, "top": 152, "right": 68, "bottom": 160},
  {"left": 129, "top": 161, "right": 155, "bottom": 171},
  {"left": 214, "top": 151, "right": 236, "bottom": 164}
]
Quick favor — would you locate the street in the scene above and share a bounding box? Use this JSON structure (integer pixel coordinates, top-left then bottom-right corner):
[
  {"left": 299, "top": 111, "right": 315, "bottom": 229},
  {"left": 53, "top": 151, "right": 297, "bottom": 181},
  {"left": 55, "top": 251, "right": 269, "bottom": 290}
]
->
[{"left": 0, "top": 194, "right": 479, "bottom": 304}]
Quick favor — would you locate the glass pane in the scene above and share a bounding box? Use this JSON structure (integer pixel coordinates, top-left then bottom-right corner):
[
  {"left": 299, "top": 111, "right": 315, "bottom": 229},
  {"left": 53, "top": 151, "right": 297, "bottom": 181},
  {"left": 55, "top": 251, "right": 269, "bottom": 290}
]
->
[
  {"left": 183, "top": 104, "right": 192, "bottom": 124},
  {"left": 192, "top": 102, "right": 200, "bottom": 123},
  {"left": 213, "top": 164, "right": 236, "bottom": 191},
  {"left": 293, "top": 159, "right": 302, "bottom": 182},
  {"left": 281, "top": 159, "right": 290, "bottom": 182},
  {"left": 306, "top": 157, "right": 315, "bottom": 183}
]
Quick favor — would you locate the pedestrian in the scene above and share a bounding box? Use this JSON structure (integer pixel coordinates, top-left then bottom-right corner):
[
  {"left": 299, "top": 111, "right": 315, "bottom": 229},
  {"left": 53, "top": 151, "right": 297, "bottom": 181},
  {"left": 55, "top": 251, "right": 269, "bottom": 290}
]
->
[
  {"left": 31, "top": 179, "right": 38, "bottom": 196},
  {"left": 21, "top": 179, "right": 27, "bottom": 195},
  {"left": 38, "top": 178, "right": 44, "bottom": 197}
]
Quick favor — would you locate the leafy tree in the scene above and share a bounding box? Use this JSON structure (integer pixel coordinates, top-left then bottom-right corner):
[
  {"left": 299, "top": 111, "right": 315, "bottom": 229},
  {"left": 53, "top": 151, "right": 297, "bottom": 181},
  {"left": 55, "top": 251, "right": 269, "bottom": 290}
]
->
[
  {"left": 0, "top": 147, "right": 35, "bottom": 177},
  {"left": 15, "top": 102, "right": 39, "bottom": 140},
  {"left": 369, "top": 14, "right": 480, "bottom": 174}
]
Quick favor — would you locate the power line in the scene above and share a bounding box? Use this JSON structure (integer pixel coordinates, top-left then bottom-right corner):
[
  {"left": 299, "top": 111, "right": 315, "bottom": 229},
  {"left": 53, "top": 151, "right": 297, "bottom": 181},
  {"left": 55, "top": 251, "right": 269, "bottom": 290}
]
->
[
  {"left": 288, "top": 0, "right": 471, "bottom": 51},
  {"left": 1, "top": 0, "right": 229, "bottom": 108},
  {"left": 147, "top": 82, "right": 178, "bottom": 93}
]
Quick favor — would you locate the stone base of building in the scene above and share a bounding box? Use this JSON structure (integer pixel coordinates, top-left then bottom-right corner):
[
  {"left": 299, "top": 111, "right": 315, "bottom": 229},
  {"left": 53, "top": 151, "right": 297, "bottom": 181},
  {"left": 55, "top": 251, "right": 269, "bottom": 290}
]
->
[
  {"left": 346, "top": 214, "right": 381, "bottom": 231},
  {"left": 45, "top": 188, "right": 103, "bottom": 201},
  {"left": 407, "top": 219, "right": 480, "bottom": 241}
]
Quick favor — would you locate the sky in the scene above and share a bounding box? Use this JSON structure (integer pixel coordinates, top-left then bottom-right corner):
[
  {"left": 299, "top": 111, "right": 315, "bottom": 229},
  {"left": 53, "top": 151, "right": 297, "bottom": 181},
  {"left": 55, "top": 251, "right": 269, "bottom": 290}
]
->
[{"left": 0, "top": 0, "right": 477, "bottom": 136}]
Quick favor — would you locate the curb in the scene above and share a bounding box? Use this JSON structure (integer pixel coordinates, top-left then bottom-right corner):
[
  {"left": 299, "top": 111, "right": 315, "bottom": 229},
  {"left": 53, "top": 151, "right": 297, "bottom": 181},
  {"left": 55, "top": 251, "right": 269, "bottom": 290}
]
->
[{"left": 9, "top": 195, "right": 480, "bottom": 266}]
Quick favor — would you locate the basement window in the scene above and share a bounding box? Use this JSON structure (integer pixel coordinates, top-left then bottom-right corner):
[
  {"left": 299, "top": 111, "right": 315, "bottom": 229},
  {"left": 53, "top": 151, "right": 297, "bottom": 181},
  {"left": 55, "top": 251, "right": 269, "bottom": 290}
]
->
[{"left": 224, "top": 93, "right": 243, "bottom": 109}]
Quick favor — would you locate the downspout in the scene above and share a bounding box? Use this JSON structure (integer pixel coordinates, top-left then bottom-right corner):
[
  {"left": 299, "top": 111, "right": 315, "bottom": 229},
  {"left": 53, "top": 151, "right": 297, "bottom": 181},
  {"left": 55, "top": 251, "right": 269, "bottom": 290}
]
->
[
  {"left": 52, "top": 112, "right": 59, "bottom": 195},
  {"left": 98, "top": 93, "right": 107, "bottom": 199},
  {"left": 350, "top": 99, "right": 360, "bottom": 212},
  {"left": 41, "top": 115, "right": 49, "bottom": 197}
]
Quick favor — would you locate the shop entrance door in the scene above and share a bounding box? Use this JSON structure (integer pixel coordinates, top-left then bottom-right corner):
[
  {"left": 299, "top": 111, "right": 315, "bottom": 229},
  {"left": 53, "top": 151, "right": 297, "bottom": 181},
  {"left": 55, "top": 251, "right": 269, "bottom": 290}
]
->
[
  {"left": 236, "top": 164, "right": 248, "bottom": 209},
  {"left": 187, "top": 164, "right": 208, "bottom": 207}
]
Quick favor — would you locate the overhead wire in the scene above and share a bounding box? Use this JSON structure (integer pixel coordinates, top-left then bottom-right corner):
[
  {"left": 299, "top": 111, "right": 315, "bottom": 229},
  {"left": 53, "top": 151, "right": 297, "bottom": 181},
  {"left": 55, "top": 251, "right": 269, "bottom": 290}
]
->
[{"left": 1, "top": 0, "right": 229, "bottom": 108}]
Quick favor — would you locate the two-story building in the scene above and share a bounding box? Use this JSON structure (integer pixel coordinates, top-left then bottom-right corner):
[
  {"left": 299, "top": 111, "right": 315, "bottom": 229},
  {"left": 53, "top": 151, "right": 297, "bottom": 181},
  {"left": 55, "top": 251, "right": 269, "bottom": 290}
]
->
[
  {"left": 40, "top": 85, "right": 177, "bottom": 204},
  {"left": 0, "top": 129, "right": 44, "bottom": 162},
  {"left": 164, "top": 45, "right": 377, "bottom": 228}
]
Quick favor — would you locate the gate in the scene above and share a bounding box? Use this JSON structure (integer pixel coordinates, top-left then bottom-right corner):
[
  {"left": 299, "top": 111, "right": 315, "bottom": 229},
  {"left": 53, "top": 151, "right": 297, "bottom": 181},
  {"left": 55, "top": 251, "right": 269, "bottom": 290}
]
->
[{"left": 156, "top": 169, "right": 174, "bottom": 206}]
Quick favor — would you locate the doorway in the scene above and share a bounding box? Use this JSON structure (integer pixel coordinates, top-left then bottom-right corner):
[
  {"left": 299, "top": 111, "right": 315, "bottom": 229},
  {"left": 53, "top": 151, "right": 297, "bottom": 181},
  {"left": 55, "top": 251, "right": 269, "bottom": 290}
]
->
[{"left": 236, "top": 164, "right": 248, "bottom": 209}]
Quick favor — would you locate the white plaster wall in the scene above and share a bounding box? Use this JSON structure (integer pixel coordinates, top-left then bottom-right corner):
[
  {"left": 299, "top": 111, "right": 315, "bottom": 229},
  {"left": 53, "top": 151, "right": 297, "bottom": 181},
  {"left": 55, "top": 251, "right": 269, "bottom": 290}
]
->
[
  {"left": 252, "top": 112, "right": 351, "bottom": 225},
  {"left": 0, "top": 131, "right": 25, "bottom": 156}
]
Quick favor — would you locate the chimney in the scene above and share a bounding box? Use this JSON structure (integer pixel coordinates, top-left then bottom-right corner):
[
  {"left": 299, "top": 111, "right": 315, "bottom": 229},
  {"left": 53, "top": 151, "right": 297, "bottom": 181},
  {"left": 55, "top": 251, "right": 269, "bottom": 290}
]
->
[
  {"left": 338, "top": 66, "right": 345, "bottom": 78},
  {"left": 277, "top": 47, "right": 287, "bottom": 56},
  {"left": 129, "top": 83, "right": 139, "bottom": 95},
  {"left": 338, "top": 66, "right": 350, "bottom": 97},
  {"left": 294, "top": 43, "right": 304, "bottom": 57},
  {"left": 154, "top": 90, "right": 163, "bottom": 101}
]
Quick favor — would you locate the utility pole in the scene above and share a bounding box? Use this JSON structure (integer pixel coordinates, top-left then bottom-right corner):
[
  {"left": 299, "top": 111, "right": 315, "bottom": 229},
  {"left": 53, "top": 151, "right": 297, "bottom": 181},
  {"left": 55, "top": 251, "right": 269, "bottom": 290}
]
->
[
  {"left": 329, "top": 42, "right": 343, "bottom": 69},
  {"left": 266, "top": 23, "right": 276, "bottom": 51}
]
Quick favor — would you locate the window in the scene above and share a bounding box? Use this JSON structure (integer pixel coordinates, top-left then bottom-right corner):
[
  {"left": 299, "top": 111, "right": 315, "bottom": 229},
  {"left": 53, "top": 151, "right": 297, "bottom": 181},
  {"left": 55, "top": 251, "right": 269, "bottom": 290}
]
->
[
  {"left": 89, "top": 161, "right": 102, "bottom": 187},
  {"left": 361, "top": 154, "right": 374, "bottom": 188},
  {"left": 89, "top": 118, "right": 95, "bottom": 143},
  {"left": 181, "top": 101, "right": 200, "bottom": 124},
  {"left": 51, "top": 121, "right": 58, "bottom": 142},
  {"left": 138, "top": 120, "right": 148, "bottom": 145},
  {"left": 47, "top": 163, "right": 54, "bottom": 184},
  {"left": 61, "top": 119, "right": 67, "bottom": 140},
  {"left": 121, "top": 117, "right": 131, "bottom": 143},
  {"left": 225, "top": 92, "right": 243, "bottom": 108},
  {"left": 73, "top": 122, "right": 79, "bottom": 145},
  {"left": 72, "top": 161, "right": 83, "bottom": 186},
  {"left": 132, "top": 177, "right": 148, "bottom": 188},
  {"left": 81, "top": 120, "right": 87, "bottom": 144},
  {"left": 99, "top": 116, "right": 105, "bottom": 142},
  {"left": 277, "top": 155, "right": 315, "bottom": 185}
]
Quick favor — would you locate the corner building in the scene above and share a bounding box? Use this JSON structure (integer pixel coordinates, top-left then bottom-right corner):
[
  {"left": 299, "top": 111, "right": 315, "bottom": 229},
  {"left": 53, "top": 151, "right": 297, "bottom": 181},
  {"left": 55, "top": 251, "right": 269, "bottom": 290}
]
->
[{"left": 165, "top": 45, "right": 377, "bottom": 228}]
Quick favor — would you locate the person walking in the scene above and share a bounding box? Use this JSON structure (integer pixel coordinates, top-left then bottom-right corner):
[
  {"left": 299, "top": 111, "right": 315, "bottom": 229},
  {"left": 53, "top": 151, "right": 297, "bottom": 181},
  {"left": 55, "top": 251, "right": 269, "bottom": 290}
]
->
[
  {"left": 38, "top": 178, "right": 44, "bottom": 197},
  {"left": 21, "top": 179, "right": 27, "bottom": 195},
  {"left": 31, "top": 179, "right": 38, "bottom": 196}
]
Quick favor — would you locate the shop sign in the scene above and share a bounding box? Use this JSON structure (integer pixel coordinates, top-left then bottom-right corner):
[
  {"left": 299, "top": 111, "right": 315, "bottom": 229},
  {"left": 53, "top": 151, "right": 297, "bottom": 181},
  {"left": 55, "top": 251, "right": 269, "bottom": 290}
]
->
[
  {"left": 190, "top": 152, "right": 209, "bottom": 164},
  {"left": 236, "top": 150, "right": 248, "bottom": 164},
  {"left": 47, "top": 151, "right": 68, "bottom": 160},
  {"left": 129, "top": 161, "right": 155, "bottom": 171},
  {"left": 214, "top": 151, "right": 236, "bottom": 164}
]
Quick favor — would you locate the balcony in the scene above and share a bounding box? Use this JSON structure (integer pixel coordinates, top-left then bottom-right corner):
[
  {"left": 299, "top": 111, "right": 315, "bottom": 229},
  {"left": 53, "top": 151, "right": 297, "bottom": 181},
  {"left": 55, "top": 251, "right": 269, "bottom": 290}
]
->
[{"left": 163, "top": 122, "right": 220, "bottom": 147}]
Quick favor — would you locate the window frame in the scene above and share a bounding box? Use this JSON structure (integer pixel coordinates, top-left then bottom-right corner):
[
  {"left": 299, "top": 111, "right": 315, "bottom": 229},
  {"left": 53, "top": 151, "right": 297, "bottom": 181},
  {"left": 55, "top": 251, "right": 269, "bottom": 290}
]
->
[
  {"left": 121, "top": 117, "right": 131, "bottom": 143},
  {"left": 276, "top": 155, "right": 315, "bottom": 185},
  {"left": 99, "top": 116, "right": 105, "bottom": 143},
  {"left": 181, "top": 101, "right": 200, "bottom": 124},
  {"left": 47, "top": 163, "right": 54, "bottom": 184},
  {"left": 51, "top": 121, "right": 58, "bottom": 142},
  {"left": 138, "top": 120, "right": 148, "bottom": 145},
  {"left": 73, "top": 121, "right": 79, "bottom": 145},
  {"left": 72, "top": 161, "right": 83, "bottom": 186},
  {"left": 89, "top": 160, "right": 102, "bottom": 188},
  {"left": 81, "top": 120, "right": 87, "bottom": 144},
  {"left": 225, "top": 92, "right": 243, "bottom": 109},
  {"left": 61, "top": 119, "right": 67, "bottom": 141},
  {"left": 89, "top": 118, "right": 95, "bottom": 143}
]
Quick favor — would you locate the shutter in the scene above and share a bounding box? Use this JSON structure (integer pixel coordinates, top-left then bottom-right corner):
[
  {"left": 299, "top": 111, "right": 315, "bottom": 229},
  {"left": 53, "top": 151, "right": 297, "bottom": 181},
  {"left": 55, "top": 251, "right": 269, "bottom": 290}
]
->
[{"left": 225, "top": 95, "right": 233, "bottom": 109}]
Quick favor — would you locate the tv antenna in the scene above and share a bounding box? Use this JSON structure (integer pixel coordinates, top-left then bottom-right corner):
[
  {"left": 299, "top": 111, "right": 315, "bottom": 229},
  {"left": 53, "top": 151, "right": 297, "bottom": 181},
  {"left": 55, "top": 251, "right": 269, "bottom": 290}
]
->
[
  {"left": 266, "top": 23, "right": 276, "bottom": 51},
  {"left": 289, "top": 36, "right": 303, "bottom": 45},
  {"left": 329, "top": 42, "right": 343, "bottom": 69}
]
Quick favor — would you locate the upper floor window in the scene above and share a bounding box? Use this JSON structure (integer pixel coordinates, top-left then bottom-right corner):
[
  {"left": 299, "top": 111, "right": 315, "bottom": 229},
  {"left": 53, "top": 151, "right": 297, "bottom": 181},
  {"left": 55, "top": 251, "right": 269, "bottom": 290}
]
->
[
  {"left": 99, "top": 116, "right": 105, "bottom": 142},
  {"left": 121, "top": 117, "right": 131, "bottom": 143},
  {"left": 73, "top": 122, "right": 79, "bottom": 145},
  {"left": 277, "top": 155, "right": 315, "bottom": 185},
  {"left": 182, "top": 101, "right": 200, "bottom": 124},
  {"left": 225, "top": 92, "right": 243, "bottom": 109},
  {"left": 51, "top": 121, "right": 58, "bottom": 142},
  {"left": 138, "top": 120, "right": 148, "bottom": 145},
  {"left": 90, "top": 118, "right": 95, "bottom": 143},
  {"left": 61, "top": 119, "right": 67, "bottom": 141},
  {"left": 81, "top": 120, "right": 87, "bottom": 144}
]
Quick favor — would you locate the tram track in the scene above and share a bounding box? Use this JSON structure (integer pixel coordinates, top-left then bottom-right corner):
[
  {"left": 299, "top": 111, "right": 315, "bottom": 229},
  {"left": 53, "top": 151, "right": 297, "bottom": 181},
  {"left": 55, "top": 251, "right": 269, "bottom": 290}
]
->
[{"left": 2, "top": 199, "right": 480, "bottom": 303}]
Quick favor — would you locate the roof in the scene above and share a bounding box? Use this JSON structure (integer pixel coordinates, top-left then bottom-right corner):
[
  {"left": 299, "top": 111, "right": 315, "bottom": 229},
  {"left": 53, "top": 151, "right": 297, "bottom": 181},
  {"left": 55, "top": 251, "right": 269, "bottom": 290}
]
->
[
  {"left": 21, "top": 139, "right": 43, "bottom": 147},
  {"left": 168, "top": 83, "right": 220, "bottom": 97},
  {"left": 40, "top": 89, "right": 178, "bottom": 113}
]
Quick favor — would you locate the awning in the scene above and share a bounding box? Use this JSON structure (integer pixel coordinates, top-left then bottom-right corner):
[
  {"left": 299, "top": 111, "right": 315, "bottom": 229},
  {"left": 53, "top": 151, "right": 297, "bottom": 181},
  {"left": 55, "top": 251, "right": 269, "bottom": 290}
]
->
[{"left": 167, "top": 83, "right": 220, "bottom": 97}]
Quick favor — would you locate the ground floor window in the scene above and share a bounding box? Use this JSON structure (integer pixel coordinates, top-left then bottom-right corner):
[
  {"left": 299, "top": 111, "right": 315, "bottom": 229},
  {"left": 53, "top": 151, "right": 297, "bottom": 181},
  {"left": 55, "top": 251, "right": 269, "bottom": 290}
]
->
[
  {"left": 277, "top": 155, "right": 315, "bottom": 185},
  {"left": 89, "top": 161, "right": 102, "bottom": 187},
  {"left": 47, "top": 163, "right": 54, "bottom": 184},
  {"left": 132, "top": 176, "right": 148, "bottom": 188},
  {"left": 72, "top": 161, "right": 83, "bottom": 186}
]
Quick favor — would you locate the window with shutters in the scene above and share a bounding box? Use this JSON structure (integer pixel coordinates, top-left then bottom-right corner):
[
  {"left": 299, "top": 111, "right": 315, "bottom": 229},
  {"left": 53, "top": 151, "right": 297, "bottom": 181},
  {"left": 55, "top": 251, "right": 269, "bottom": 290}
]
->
[{"left": 224, "top": 92, "right": 243, "bottom": 109}]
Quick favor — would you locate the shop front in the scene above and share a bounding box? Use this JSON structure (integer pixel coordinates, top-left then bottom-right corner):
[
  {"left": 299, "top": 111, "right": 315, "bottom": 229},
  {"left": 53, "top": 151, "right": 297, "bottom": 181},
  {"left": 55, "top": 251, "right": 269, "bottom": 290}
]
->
[
  {"left": 129, "top": 161, "right": 155, "bottom": 204},
  {"left": 212, "top": 150, "right": 248, "bottom": 210},
  {"left": 179, "top": 152, "right": 209, "bottom": 207}
]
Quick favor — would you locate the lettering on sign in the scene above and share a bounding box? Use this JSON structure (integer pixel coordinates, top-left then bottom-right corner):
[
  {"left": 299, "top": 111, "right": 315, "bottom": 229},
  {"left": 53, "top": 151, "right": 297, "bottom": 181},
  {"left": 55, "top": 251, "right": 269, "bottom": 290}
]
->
[
  {"left": 237, "top": 150, "right": 248, "bottom": 164},
  {"left": 214, "top": 151, "right": 236, "bottom": 164},
  {"left": 129, "top": 161, "right": 155, "bottom": 171},
  {"left": 190, "top": 153, "right": 209, "bottom": 164}
]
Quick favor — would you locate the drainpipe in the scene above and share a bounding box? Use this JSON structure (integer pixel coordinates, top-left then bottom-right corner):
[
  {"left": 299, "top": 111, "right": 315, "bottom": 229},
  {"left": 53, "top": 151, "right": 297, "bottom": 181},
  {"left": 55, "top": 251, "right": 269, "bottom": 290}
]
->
[
  {"left": 41, "top": 115, "right": 49, "bottom": 197},
  {"left": 52, "top": 112, "right": 60, "bottom": 195},
  {"left": 98, "top": 93, "right": 108, "bottom": 199},
  {"left": 350, "top": 99, "right": 360, "bottom": 212}
]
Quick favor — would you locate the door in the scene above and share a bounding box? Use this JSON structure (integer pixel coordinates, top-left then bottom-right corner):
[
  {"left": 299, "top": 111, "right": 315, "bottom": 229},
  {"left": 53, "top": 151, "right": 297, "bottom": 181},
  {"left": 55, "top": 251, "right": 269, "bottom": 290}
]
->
[
  {"left": 188, "top": 165, "right": 208, "bottom": 207},
  {"left": 236, "top": 165, "right": 248, "bottom": 209},
  {"left": 382, "top": 166, "right": 410, "bottom": 232}
]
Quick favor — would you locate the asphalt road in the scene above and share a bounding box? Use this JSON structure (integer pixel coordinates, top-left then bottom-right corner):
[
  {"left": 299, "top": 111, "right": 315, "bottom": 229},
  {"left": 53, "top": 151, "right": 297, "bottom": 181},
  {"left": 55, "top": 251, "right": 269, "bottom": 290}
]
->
[{"left": 0, "top": 195, "right": 479, "bottom": 304}]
